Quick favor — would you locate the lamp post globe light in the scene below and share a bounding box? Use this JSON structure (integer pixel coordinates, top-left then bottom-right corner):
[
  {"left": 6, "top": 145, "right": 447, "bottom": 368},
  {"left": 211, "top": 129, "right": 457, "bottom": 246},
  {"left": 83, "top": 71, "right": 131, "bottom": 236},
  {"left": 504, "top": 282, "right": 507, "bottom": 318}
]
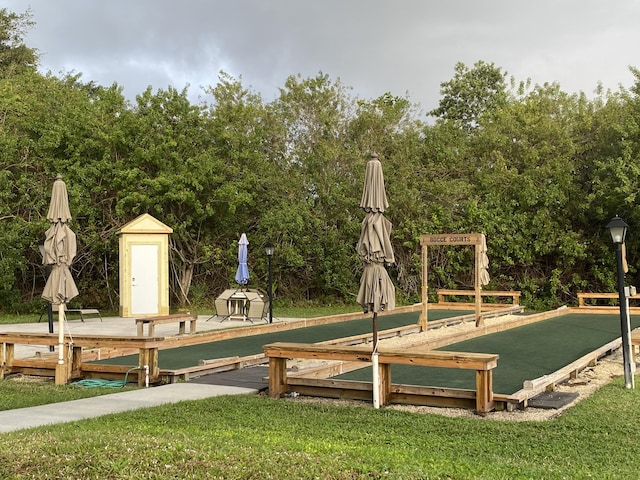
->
[
  {"left": 606, "top": 215, "right": 634, "bottom": 389},
  {"left": 265, "top": 242, "right": 275, "bottom": 324},
  {"left": 607, "top": 215, "right": 628, "bottom": 244}
]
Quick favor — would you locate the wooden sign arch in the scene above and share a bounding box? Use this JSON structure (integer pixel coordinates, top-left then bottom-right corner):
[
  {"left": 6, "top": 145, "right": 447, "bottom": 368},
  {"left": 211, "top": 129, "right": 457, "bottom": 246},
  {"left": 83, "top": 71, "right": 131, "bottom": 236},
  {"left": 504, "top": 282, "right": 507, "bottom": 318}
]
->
[{"left": 419, "top": 233, "right": 487, "bottom": 330}]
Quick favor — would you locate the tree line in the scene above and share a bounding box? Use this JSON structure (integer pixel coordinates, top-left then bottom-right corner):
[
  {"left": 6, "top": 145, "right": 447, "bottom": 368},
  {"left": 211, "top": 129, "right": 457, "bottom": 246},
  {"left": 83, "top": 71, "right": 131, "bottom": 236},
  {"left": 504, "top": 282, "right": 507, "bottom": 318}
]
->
[{"left": 2, "top": 8, "right": 640, "bottom": 313}]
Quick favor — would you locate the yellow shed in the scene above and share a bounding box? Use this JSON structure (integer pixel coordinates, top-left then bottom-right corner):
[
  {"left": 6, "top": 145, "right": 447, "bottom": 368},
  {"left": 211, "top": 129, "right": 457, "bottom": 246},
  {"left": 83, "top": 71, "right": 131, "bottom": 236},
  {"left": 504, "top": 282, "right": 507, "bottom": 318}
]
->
[{"left": 118, "top": 214, "right": 173, "bottom": 317}]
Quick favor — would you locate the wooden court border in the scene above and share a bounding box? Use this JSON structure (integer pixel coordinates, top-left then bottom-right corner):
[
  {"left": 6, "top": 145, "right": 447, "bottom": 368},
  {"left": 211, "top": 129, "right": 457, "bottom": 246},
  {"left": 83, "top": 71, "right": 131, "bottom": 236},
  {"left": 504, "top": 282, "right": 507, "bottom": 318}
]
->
[{"left": 420, "top": 233, "right": 486, "bottom": 329}]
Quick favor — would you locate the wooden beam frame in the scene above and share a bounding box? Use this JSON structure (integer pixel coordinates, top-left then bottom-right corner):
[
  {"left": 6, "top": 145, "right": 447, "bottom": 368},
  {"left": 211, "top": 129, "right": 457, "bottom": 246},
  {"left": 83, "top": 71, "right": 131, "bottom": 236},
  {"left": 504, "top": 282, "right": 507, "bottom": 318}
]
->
[
  {"left": 437, "top": 290, "right": 520, "bottom": 306},
  {"left": 578, "top": 292, "right": 640, "bottom": 308},
  {"left": 0, "top": 333, "right": 164, "bottom": 386},
  {"left": 264, "top": 342, "right": 498, "bottom": 414},
  {"left": 420, "top": 233, "right": 486, "bottom": 330}
]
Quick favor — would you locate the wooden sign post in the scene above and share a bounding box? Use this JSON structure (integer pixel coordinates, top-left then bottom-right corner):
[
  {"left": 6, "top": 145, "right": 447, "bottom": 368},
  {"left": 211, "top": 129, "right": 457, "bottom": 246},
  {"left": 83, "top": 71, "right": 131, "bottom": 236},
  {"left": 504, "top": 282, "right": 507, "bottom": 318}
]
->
[{"left": 419, "top": 233, "right": 487, "bottom": 330}]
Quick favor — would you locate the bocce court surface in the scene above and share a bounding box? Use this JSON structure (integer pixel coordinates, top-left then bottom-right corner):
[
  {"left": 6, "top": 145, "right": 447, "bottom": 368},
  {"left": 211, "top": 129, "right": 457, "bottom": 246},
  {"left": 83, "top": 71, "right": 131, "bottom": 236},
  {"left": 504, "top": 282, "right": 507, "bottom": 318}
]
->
[{"left": 93, "top": 308, "right": 639, "bottom": 396}]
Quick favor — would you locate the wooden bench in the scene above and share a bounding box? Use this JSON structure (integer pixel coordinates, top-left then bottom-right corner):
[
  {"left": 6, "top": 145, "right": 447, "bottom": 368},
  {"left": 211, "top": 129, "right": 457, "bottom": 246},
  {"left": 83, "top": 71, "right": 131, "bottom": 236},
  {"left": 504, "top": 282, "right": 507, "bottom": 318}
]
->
[
  {"left": 437, "top": 289, "right": 521, "bottom": 305},
  {"left": 0, "top": 332, "right": 164, "bottom": 386},
  {"left": 135, "top": 313, "right": 198, "bottom": 336},
  {"left": 577, "top": 292, "right": 640, "bottom": 308},
  {"left": 264, "top": 342, "right": 499, "bottom": 414}
]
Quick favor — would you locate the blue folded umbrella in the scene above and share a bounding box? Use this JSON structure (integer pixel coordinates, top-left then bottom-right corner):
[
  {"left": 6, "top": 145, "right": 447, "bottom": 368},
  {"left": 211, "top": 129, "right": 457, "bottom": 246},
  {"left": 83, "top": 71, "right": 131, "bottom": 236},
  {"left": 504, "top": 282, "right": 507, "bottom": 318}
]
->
[{"left": 235, "top": 233, "right": 249, "bottom": 285}]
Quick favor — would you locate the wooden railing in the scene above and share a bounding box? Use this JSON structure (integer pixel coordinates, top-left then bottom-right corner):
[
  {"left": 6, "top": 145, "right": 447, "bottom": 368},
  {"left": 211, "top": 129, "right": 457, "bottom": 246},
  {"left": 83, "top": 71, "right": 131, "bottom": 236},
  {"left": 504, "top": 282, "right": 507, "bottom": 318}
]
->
[
  {"left": 577, "top": 292, "right": 640, "bottom": 308},
  {"left": 264, "top": 342, "right": 499, "bottom": 415},
  {"left": 437, "top": 289, "right": 521, "bottom": 305},
  {"left": 0, "top": 332, "right": 164, "bottom": 386}
]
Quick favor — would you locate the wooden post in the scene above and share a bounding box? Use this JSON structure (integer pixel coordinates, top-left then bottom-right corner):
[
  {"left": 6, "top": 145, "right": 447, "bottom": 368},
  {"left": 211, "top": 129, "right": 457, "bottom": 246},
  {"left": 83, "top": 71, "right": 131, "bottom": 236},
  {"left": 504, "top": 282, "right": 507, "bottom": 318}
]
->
[
  {"left": 379, "top": 362, "right": 392, "bottom": 407},
  {"left": 268, "top": 357, "right": 287, "bottom": 398},
  {"left": 54, "top": 356, "right": 70, "bottom": 385},
  {"left": 474, "top": 241, "right": 483, "bottom": 327},
  {"left": 1, "top": 342, "right": 14, "bottom": 379},
  {"left": 420, "top": 242, "right": 428, "bottom": 331},
  {"left": 138, "top": 347, "right": 159, "bottom": 386},
  {"left": 475, "top": 369, "right": 494, "bottom": 415},
  {"left": 71, "top": 346, "right": 83, "bottom": 375}
]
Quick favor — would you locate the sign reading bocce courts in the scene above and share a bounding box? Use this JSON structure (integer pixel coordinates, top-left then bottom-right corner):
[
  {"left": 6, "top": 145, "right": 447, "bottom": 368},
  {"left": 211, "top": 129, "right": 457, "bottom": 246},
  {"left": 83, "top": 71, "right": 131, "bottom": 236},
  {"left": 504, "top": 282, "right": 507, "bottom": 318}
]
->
[
  {"left": 419, "top": 232, "right": 487, "bottom": 330},
  {"left": 420, "top": 233, "right": 484, "bottom": 246}
]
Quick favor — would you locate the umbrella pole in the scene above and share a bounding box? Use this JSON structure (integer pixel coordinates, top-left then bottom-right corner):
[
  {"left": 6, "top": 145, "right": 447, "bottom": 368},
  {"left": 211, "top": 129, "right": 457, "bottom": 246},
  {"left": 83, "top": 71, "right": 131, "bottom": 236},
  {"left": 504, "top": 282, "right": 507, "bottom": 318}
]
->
[
  {"left": 55, "top": 304, "right": 66, "bottom": 385},
  {"left": 372, "top": 351, "right": 380, "bottom": 409},
  {"left": 47, "top": 302, "right": 54, "bottom": 352},
  {"left": 57, "top": 304, "right": 65, "bottom": 364},
  {"left": 372, "top": 312, "right": 378, "bottom": 351},
  {"left": 372, "top": 311, "right": 381, "bottom": 409}
]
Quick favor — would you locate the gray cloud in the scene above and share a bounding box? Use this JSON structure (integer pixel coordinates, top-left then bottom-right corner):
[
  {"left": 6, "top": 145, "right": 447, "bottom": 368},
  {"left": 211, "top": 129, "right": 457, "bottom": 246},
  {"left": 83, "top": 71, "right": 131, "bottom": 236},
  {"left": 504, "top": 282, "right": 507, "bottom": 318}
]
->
[{"left": 6, "top": 0, "right": 640, "bottom": 112}]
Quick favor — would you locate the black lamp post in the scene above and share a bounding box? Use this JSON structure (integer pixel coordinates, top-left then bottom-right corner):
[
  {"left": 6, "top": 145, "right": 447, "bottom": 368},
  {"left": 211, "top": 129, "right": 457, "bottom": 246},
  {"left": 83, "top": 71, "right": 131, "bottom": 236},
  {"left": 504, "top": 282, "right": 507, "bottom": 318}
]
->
[
  {"left": 265, "top": 242, "right": 275, "bottom": 323},
  {"left": 606, "top": 215, "right": 634, "bottom": 389},
  {"left": 38, "top": 237, "right": 55, "bottom": 352}
]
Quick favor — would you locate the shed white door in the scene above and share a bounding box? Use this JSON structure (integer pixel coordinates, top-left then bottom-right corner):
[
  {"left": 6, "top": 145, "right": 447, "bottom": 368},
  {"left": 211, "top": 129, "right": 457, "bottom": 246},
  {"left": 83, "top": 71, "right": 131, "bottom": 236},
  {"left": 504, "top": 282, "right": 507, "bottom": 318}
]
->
[{"left": 131, "top": 244, "right": 159, "bottom": 315}]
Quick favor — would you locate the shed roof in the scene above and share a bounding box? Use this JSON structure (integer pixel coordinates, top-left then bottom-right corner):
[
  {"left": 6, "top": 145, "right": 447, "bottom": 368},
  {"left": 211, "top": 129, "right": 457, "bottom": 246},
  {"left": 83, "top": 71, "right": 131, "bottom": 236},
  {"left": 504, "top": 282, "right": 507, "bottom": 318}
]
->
[{"left": 117, "top": 213, "right": 173, "bottom": 235}]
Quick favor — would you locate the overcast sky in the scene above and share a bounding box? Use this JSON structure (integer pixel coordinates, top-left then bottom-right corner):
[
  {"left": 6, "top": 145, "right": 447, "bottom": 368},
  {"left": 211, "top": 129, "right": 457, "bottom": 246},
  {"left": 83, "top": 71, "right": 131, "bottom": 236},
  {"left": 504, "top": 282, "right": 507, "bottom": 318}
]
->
[{"left": 6, "top": 1, "right": 640, "bottom": 115}]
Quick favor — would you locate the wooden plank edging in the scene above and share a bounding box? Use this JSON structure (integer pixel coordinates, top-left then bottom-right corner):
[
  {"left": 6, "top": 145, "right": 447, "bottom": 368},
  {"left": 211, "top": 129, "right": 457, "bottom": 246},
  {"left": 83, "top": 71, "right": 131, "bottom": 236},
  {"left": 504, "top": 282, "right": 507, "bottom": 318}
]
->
[{"left": 264, "top": 342, "right": 498, "bottom": 414}]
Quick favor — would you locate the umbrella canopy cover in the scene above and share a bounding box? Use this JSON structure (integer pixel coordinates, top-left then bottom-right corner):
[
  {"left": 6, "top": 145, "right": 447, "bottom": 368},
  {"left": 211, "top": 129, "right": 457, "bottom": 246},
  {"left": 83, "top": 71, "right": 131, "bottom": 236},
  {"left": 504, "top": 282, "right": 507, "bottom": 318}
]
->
[
  {"left": 356, "top": 153, "right": 395, "bottom": 314},
  {"left": 479, "top": 234, "right": 490, "bottom": 286},
  {"left": 356, "top": 212, "right": 395, "bottom": 265},
  {"left": 234, "top": 233, "right": 250, "bottom": 286},
  {"left": 42, "top": 175, "right": 78, "bottom": 306},
  {"left": 359, "top": 153, "right": 388, "bottom": 213},
  {"left": 46, "top": 174, "right": 72, "bottom": 223},
  {"left": 42, "top": 262, "right": 79, "bottom": 305},
  {"left": 357, "top": 263, "right": 396, "bottom": 313},
  {"left": 42, "top": 223, "right": 76, "bottom": 266}
]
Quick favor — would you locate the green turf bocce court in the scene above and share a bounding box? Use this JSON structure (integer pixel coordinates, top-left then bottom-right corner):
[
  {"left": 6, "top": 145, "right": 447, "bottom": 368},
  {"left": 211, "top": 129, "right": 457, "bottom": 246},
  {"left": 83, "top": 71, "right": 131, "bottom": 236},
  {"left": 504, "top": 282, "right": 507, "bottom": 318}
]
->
[{"left": 94, "top": 307, "right": 640, "bottom": 403}]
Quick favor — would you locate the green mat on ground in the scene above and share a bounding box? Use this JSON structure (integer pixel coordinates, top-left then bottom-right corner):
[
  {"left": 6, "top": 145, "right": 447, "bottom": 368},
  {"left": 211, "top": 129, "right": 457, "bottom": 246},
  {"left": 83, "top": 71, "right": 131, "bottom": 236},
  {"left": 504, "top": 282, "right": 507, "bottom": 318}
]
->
[
  {"left": 337, "top": 313, "right": 640, "bottom": 395},
  {"left": 92, "top": 309, "right": 638, "bottom": 396},
  {"left": 93, "top": 310, "right": 470, "bottom": 369}
]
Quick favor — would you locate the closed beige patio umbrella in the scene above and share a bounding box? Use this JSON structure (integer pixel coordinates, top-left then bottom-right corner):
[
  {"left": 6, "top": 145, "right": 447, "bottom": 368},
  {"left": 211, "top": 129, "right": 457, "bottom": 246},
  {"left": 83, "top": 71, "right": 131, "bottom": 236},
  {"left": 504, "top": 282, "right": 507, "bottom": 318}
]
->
[
  {"left": 356, "top": 153, "right": 396, "bottom": 408},
  {"left": 479, "top": 234, "right": 490, "bottom": 287},
  {"left": 42, "top": 175, "right": 79, "bottom": 384}
]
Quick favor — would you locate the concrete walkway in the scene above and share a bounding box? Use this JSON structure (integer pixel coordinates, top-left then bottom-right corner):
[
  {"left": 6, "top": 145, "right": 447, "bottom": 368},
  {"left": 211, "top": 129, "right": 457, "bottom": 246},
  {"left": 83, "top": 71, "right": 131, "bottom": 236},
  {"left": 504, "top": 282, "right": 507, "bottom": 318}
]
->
[
  {"left": 0, "top": 313, "right": 301, "bottom": 433},
  {"left": 0, "top": 383, "right": 257, "bottom": 433}
]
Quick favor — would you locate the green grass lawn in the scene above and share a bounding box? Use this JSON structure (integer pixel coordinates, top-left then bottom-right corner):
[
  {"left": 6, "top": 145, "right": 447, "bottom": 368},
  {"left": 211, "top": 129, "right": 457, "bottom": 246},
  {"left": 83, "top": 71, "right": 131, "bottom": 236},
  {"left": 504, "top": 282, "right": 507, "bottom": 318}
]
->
[
  {"left": 0, "top": 378, "right": 138, "bottom": 411},
  {"left": 3, "top": 305, "right": 638, "bottom": 478},
  {"left": 1, "top": 378, "right": 639, "bottom": 479}
]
